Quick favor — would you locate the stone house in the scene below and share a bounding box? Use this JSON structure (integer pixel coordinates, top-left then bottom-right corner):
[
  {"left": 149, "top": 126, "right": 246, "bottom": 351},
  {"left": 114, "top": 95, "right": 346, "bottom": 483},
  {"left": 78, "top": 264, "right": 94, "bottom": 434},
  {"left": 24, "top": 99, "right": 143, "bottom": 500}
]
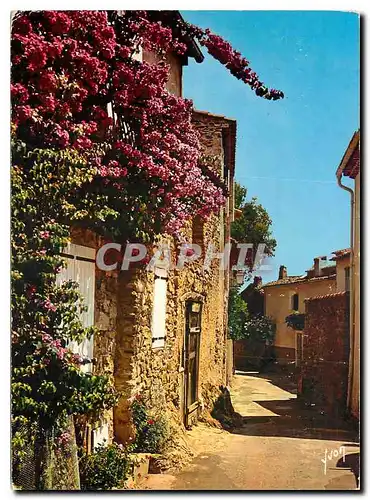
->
[{"left": 57, "top": 13, "right": 237, "bottom": 448}]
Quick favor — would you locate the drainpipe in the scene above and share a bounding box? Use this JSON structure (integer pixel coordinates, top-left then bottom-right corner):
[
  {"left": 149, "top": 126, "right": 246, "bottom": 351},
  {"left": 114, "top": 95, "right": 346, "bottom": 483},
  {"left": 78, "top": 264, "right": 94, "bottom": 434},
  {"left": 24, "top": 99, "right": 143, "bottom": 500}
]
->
[{"left": 336, "top": 171, "right": 355, "bottom": 411}]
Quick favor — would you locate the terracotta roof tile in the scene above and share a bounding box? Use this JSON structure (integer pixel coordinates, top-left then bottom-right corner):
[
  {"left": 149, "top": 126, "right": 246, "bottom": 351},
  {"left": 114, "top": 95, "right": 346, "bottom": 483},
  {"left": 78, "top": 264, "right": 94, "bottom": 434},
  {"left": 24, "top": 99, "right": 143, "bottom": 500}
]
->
[
  {"left": 330, "top": 248, "right": 351, "bottom": 261},
  {"left": 337, "top": 130, "right": 360, "bottom": 179},
  {"left": 263, "top": 274, "right": 336, "bottom": 288},
  {"left": 305, "top": 291, "right": 349, "bottom": 301}
]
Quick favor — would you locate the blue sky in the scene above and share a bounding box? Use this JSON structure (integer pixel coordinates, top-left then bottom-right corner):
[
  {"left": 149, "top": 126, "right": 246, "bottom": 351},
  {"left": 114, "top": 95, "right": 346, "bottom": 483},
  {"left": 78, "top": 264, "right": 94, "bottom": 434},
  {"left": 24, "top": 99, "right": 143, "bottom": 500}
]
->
[{"left": 182, "top": 11, "right": 359, "bottom": 280}]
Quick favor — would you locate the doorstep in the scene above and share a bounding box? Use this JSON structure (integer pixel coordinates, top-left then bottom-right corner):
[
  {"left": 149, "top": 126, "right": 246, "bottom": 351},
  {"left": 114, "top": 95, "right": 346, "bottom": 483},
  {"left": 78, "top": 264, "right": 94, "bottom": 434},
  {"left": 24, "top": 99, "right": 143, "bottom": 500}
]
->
[{"left": 124, "top": 453, "right": 164, "bottom": 488}]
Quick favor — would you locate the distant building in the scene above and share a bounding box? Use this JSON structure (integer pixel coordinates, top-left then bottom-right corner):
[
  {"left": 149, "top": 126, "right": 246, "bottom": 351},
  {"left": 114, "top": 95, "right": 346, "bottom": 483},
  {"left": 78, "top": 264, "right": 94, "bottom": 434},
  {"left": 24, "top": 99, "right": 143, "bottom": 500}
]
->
[
  {"left": 262, "top": 258, "right": 338, "bottom": 365},
  {"left": 330, "top": 248, "right": 351, "bottom": 292},
  {"left": 240, "top": 276, "right": 264, "bottom": 316}
]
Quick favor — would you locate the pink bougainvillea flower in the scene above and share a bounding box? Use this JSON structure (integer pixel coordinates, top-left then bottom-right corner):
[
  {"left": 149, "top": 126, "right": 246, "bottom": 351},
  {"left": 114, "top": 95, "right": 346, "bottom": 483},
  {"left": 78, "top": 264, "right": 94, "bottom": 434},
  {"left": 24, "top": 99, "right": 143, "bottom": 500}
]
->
[
  {"left": 11, "top": 10, "right": 283, "bottom": 241},
  {"left": 44, "top": 299, "right": 57, "bottom": 312}
]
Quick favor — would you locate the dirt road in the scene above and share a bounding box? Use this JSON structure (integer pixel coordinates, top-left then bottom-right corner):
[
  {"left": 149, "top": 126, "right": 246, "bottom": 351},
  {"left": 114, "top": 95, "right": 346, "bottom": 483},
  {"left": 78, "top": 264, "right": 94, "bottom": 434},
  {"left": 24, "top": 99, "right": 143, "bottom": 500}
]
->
[{"left": 142, "top": 371, "right": 359, "bottom": 490}]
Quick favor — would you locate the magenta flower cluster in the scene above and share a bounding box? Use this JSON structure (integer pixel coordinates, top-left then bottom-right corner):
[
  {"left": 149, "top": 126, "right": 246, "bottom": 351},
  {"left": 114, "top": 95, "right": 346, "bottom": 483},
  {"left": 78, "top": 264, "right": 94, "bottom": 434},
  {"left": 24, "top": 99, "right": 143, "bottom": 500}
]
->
[
  {"left": 11, "top": 10, "right": 283, "bottom": 237},
  {"left": 185, "top": 25, "right": 284, "bottom": 100}
]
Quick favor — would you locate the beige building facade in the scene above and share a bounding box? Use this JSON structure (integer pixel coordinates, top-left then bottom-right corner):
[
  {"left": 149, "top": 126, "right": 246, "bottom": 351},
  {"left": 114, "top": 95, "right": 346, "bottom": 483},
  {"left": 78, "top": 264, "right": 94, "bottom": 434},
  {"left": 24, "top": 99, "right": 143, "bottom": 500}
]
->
[
  {"left": 331, "top": 249, "right": 351, "bottom": 292},
  {"left": 263, "top": 260, "right": 337, "bottom": 364}
]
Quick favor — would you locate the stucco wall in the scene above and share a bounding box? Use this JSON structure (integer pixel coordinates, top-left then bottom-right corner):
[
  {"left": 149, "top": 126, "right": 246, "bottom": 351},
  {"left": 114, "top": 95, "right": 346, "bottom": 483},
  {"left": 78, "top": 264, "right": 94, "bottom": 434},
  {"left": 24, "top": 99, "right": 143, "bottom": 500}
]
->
[
  {"left": 264, "top": 278, "right": 336, "bottom": 363},
  {"left": 351, "top": 172, "right": 360, "bottom": 419},
  {"left": 336, "top": 255, "right": 351, "bottom": 292}
]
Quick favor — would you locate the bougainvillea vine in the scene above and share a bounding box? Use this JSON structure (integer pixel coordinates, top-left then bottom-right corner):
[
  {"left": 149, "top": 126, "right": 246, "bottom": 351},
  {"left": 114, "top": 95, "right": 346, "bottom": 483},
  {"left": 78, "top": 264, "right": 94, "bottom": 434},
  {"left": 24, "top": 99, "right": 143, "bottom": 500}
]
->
[
  {"left": 183, "top": 23, "right": 284, "bottom": 101},
  {"left": 11, "top": 10, "right": 283, "bottom": 238}
]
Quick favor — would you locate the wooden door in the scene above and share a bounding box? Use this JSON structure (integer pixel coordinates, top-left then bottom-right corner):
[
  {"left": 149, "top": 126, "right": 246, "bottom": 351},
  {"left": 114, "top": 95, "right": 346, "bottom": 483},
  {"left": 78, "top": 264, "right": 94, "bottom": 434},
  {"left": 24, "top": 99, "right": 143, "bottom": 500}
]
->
[{"left": 184, "top": 301, "right": 202, "bottom": 426}]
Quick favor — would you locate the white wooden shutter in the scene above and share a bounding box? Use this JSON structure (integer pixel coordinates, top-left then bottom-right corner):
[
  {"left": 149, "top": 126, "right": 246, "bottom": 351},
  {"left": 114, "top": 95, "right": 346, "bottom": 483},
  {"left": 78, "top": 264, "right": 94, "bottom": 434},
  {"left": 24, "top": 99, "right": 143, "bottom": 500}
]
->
[
  {"left": 57, "top": 243, "right": 95, "bottom": 373},
  {"left": 92, "top": 422, "right": 110, "bottom": 449},
  {"left": 151, "top": 267, "right": 167, "bottom": 348}
]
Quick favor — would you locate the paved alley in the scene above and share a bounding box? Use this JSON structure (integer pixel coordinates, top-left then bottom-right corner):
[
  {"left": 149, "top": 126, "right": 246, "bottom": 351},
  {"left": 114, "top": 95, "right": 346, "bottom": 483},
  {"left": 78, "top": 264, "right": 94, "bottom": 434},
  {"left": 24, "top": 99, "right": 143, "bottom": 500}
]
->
[{"left": 142, "top": 371, "right": 360, "bottom": 491}]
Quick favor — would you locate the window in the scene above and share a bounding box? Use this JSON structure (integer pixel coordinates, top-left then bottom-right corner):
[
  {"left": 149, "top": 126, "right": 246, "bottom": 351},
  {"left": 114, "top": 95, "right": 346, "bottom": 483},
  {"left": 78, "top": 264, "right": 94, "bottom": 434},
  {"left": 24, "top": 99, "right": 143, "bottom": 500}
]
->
[
  {"left": 57, "top": 243, "right": 111, "bottom": 449},
  {"left": 151, "top": 267, "right": 168, "bottom": 348},
  {"left": 57, "top": 243, "right": 95, "bottom": 373},
  {"left": 291, "top": 293, "right": 299, "bottom": 311},
  {"left": 345, "top": 267, "right": 351, "bottom": 292}
]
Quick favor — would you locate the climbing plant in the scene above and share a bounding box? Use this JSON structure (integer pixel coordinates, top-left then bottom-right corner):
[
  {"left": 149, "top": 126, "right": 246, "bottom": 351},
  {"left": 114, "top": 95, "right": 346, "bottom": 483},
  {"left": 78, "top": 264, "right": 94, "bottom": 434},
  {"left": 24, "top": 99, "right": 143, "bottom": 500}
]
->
[
  {"left": 11, "top": 10, "right": 283, "bottom": 488},
  {"left": 11, "top": 138, "right": 119, "bottom": 488},
  {"left": 11, "top": 10, "right": 283, "bottom": 239},
  {"left": 231, "top": 183, "right": 277, "bottom": 265},
  {"left": 228, "top": 286, "right": 249, "bottom": 341},
  {"left": 243, "top": 314, "right": 276, "bottom": 344}
]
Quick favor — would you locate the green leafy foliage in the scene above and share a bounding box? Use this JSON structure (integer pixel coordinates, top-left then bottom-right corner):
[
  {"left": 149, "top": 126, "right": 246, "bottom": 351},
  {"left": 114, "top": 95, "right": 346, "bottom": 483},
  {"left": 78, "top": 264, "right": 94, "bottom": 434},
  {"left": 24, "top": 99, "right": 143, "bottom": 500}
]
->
[
  {"left": 79, "top": 442, "right": 132, "bottom": 491},
  {"left": 285, "top": 312, "right": 305, "bottom": 331},
  {"left": 11, "top": 133, "right": 119, "bottom": 478},
  {"left": 243, "top": 314, "right": 276, "bottom": 344},
  {"left": 130, "top": 396, "right": 169, "bottom": 453},
  {"left": 231, "top": 182, "right": 277, "bottom": 261},
  {"left": 228, "top": 286, "right": 249, "bottom": 340}
]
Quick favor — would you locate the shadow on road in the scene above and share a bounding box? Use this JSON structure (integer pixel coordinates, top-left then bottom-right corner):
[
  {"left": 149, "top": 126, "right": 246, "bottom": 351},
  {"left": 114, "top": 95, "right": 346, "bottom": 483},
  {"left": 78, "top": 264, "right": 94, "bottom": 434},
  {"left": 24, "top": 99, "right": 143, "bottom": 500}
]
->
[
  {"left": 231, "top": 370, "right": 359, "bottom": 443},
  {"left": 235, "top": 367, "right": 298, "bottom": 394}
]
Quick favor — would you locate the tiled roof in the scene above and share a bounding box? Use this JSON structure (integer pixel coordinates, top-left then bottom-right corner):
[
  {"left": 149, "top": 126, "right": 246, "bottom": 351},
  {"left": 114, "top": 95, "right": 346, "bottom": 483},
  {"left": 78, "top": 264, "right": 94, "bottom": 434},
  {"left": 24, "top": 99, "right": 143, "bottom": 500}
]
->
[
  {"left": 305, "top": 262, "right": 336, "bottom": 272},
  {"left": 336, "top": 130, "right": 360, "bottom": 179},
  {"left": 263, "top": 274, "right": 336, "bottom": 288},
  {"left": 305, "top": 291, "right": 349, "bottom": 301},
  {"left": 343, "top": 145, "right": 360, "bottom": 179},
  {"left": 148, "top": 11, "right": 204, "bottom": 63},
  {"left": 330, "top": 248, "right": 351, "bottom": 261},
  {"left": 193, "top": 110, "right": 237, "bottom": 121}
]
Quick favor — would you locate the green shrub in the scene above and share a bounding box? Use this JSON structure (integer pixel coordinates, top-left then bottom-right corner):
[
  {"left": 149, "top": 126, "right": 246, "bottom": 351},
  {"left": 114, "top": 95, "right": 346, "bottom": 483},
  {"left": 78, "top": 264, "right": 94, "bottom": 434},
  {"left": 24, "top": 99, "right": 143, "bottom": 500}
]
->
[
  {"left": 79, "top": 442, "right": 132, "bottom": 491},
  {"left": 130, "top": 396, "right": 168, "bottom": 453},
  {"left": 228, "top": 286, "right": 249, "bottom": 340},
  {"left": 285, "top": 312, "right": 305, "bottom": 331},
  {"left": 244, "top": 314, "right": 276, "bottom": 344}
]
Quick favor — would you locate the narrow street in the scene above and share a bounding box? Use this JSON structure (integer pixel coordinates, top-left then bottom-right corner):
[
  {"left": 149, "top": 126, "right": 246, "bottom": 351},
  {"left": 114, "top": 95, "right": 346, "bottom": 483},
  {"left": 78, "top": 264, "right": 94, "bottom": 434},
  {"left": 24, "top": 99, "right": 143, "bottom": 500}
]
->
[{"left": 142, "top": 371, "right": 359, "bottom": 491}]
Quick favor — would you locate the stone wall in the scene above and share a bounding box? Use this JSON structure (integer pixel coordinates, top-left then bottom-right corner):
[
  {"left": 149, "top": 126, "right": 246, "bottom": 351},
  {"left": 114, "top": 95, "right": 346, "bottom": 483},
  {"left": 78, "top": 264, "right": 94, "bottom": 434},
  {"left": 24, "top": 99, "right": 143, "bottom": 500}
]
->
[
  {"left": 111, "top": 112, "right": 235, "bottom": 441},
  {"left": 300, "top": 291, "right": 350, "bottom": 418},
  {"left": 69, "top": 111, "right": 235, "bottom": 447},
  {"left": 234, "top": 339, "right": 270, "bottom": 370}
]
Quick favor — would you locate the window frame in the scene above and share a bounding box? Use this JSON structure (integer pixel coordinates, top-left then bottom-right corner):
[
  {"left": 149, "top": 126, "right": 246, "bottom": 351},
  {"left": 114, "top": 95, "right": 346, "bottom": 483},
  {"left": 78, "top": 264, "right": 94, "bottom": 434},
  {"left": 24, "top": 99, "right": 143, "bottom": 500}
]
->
[
  {"left": 151, "top": 267, "right": 168, "bottom": 349},
  {"left": 291, "top": 293, "right": 299, "bottom": 312}
]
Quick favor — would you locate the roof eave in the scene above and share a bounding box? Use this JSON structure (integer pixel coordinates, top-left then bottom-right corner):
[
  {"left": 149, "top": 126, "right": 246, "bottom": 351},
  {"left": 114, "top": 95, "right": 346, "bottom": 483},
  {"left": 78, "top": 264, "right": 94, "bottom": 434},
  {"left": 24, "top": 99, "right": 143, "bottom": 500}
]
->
[
  {"left": 336, "top": 130, "right": 360, "bottom": 179},
  {"left": 174, "top": 11, "right": 204, "bottom": 63}
]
